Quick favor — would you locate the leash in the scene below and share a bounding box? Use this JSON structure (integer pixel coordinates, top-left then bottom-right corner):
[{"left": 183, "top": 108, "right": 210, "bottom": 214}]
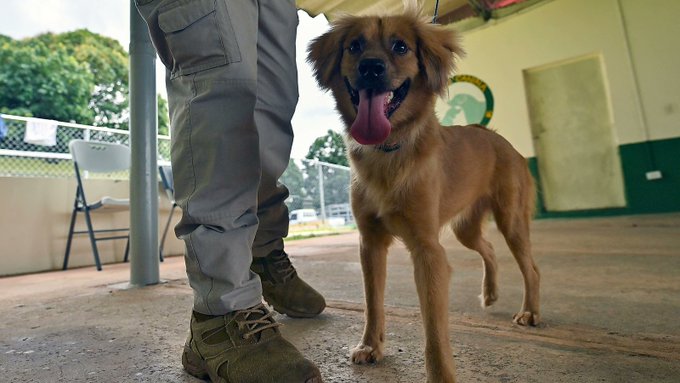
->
[{"left": 432, "top": 0, "right": 441, "bottom": 23}]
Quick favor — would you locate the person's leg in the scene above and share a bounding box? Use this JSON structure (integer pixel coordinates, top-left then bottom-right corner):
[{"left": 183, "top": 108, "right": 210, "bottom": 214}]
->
[
  {"left": 251, "top": 0, "right": 297, "bottom": 259},
  {"left": 169, "top": 4, "right": 263, "bottom": 316},
  {"left": 134, "top": 1, "right": 321, "bottom": 381},
  {"left": 250, "top": 0, "right": 326, "bottom": 318},
  {"left": 137, "top": 0, "right": 261, "bottom": 315}
]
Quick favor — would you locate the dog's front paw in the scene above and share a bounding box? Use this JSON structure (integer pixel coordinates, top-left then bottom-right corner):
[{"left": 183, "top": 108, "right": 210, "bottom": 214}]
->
[
  {"left": 512, "top": 311, "right": 540, "bottom": 326},
  {"left": 350, "top": 343, "right": 383, "bottom": 364}
]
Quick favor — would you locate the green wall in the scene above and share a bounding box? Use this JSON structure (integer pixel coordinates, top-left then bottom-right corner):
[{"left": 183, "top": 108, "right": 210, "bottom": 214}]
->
[{"left": 529, "top": 137, "right": 680, "bottom": 218}]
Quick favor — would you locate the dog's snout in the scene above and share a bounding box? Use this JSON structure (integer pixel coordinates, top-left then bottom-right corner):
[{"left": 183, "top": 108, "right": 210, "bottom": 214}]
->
[{"left": 358, "top": 58, "right": 386, "bottom": 81}]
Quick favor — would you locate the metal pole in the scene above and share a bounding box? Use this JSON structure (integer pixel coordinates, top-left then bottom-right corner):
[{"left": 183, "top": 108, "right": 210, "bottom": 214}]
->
[
  {"left": 348, "top": 168, "right": 352, "bottom": 223},
  {"left": 129, "top": 0, "right": 159, "bottom": 286},
  {"left": 317, "top": 162, "right": 326, "bottom": 222}
]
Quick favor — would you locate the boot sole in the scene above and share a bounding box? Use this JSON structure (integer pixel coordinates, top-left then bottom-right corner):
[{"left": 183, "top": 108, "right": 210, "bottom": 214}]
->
[
  {"left": 182, "top": 345, "right": 323, "bottom": 383},
  {"left": 269, "top": 301, "right": 326, "bottom": 319},
  {"left": 182, "top": 346, "right": 215, "bottom": 381}
]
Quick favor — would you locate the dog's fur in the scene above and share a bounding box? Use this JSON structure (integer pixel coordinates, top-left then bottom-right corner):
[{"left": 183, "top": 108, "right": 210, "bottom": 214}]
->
[{"left": 308, "top": 8, "right": 540, "bottom": 383}]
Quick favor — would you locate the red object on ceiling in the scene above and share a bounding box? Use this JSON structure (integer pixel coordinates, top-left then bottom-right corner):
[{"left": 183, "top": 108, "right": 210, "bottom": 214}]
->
[{"left": 493, "top": 0, "right": 525, "bottom": 9}]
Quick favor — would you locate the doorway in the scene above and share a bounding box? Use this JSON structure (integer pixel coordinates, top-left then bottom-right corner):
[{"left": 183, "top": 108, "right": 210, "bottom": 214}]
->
[{"left": 524, "top": 55, "right": 626, "bottom": 212}]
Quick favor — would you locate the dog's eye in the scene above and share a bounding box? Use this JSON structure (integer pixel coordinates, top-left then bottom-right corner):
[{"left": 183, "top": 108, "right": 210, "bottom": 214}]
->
[
  {"left": 392, "top": 40, "right": 409, "bottom": 55},
  {"left": 348, "top": 39, "right": 362, "bottom": 54}
]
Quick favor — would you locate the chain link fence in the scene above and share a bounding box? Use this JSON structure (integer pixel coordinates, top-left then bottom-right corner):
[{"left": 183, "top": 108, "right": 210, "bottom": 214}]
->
[
  {"left": 0, "top": 113, "right": 352, "bottom": 223},
  {"left": 0, "top": 114, "right": 170, "bottom": 179},
  {"left": 283, "top": 158, "right": 353, "bottom": 225}
]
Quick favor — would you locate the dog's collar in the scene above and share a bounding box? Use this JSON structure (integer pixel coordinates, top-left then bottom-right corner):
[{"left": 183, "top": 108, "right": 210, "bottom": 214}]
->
[{"left": 375, "top": 142, "right": 401, "bottom": 153}]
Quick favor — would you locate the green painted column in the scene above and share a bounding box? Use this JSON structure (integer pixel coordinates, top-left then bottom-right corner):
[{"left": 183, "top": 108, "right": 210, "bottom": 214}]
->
[{"left": 129, "top": 0, "right": 159, "bottom": 286}]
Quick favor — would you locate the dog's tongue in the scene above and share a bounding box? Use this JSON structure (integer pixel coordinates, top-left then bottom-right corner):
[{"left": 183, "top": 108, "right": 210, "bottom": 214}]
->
[{"left": 350, "top": 89, "right": 391, "bottom": 145}]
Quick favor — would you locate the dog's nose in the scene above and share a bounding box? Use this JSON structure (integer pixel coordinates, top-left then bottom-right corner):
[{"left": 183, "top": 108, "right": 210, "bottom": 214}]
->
[{"left": 358, "top": 58, "right": 386, "bottom": 81}]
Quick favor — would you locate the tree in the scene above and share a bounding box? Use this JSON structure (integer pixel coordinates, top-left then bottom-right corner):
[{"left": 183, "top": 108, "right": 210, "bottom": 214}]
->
[
  {"left": 0, "top": 34, "right": 12, "bottom": 45},
  {"left": 36, "top": 30, "right": 130, "bottom": 128},
  {"left": 0, "top": 30, "right": 169, "bottom": 133},
  {"left": 303, "top": 129, "right": 351, "bottom": 211},
  {"left": 0, "top": 36, "right": 94, "bottom": 123},
  {"left": 157, "top": 94, "right": 170, "bottom": 136},
  {"left": 305, "top": 129, "right": 348, "bottom": 166},
  {"left": 280, "top": 159, "right": 306, "bottom": 211}
]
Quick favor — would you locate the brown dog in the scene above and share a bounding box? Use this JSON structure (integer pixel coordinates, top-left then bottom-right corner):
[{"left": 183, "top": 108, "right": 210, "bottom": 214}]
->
[{"left": 308, "top": 8, "right": 540, "bottom": 383}]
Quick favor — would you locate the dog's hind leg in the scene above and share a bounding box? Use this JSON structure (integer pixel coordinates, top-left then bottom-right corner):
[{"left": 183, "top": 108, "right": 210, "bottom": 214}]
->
[
  {"left": 492, "top": 174, "right": 540, "bottom": 326},
  {"left": 452, "top": 200, "right": 498, "bottom": 308},
  {"left": 350, "top": 215, "right": 393, "bottom": 364}
]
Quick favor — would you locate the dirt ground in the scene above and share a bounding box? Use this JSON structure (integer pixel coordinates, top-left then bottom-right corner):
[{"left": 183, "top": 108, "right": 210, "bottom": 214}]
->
[{"left": 1, "top": 213, "right": 679, "bottom": 382}]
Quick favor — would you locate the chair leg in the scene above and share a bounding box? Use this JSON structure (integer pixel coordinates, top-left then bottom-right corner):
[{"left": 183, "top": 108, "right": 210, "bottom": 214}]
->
[
  {"left": 159, "top": 204, "right": 176, "bottom": 262},
  {"left": 63, "top": 207, "right": 78, "bottom": 270},
  {"left": 83, "top": 207, "right": 103, "bottom": 271},
  {"left": 124, "top": 235, "right": 130, "bottom": 263}
]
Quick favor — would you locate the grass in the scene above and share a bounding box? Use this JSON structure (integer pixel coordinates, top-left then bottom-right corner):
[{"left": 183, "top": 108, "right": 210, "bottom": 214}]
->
[
  {"left": 287, "top": 223, "right": 356, "bottom": 241},
  {"left": 0, "top": 157, "right": 128, "bottom": 179},
  {"left": 0, "top": 157, "right": 72, "bottom": 177}
]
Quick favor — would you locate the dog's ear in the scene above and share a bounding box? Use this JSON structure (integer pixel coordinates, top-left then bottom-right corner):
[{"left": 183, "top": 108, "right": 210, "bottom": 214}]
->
[
  {"left": 307, "top": 19, "right": 351, "bottom": 90},
  {"left": 415, "top": 23, "right": 463, "bottom": 95}
]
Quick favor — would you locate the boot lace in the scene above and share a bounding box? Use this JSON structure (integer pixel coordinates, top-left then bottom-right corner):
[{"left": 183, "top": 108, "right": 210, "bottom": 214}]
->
[
  {"left": 237, "top": 303, "right": 281, "bottom": 340},
  {"left": 268, "top": 251, "right": 297, "bottom": 283}
]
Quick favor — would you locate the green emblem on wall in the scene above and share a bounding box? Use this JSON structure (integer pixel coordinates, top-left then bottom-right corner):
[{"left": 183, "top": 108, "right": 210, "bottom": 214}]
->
[{"left": 441, "top": 75, "right": 494, "bottom": 126}]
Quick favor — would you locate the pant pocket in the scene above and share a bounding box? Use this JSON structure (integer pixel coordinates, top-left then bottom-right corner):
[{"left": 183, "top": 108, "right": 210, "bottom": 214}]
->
[{"left": 158, "top": 0, "right": 241, "bottom": 77}]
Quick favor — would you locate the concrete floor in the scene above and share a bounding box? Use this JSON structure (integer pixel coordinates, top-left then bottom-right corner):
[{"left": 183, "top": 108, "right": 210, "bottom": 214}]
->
[{"left": 1, "top": 214, "right": 679, "bottom": 382}]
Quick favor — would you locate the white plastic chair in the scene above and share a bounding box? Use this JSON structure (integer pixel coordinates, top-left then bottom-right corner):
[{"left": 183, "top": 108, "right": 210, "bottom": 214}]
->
[{"left": 63, "top": 140, "right": 131, "bottom": 271}]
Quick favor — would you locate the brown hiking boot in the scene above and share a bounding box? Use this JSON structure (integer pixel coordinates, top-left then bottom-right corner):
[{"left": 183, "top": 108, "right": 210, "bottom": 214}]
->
[
  {"left": 251, "top": 250, "right": 326, "bottom": 318},
  {"left": 182, "top": 303, "right": 322, "bottom": 383}
]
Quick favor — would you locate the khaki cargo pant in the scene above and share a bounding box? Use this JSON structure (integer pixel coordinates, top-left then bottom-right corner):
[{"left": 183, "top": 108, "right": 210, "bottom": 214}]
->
[{"left": 135, "top": 0, "right": 298, "bottom": 315}]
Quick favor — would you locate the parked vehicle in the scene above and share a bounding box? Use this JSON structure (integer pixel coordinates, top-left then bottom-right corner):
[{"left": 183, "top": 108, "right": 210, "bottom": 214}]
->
[{"left": 289, "top": 209, "right": 319, "bottom": 225}]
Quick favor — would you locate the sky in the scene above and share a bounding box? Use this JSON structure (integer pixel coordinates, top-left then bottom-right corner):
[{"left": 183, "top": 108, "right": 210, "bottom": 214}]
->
[{"left": 0, "top": 0, "right": 343, "bottom": 159}]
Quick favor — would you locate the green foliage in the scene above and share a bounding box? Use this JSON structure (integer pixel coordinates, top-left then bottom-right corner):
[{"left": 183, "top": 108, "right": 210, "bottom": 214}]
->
[
  {"left": 281, "top": 128, "right": 351, "bottom": 212},
  {"left": 305, "top": 129, "right": 348, "bottom": 166},
  {"left": 303, "top": 161, "right": 351, "bottom": 210},
  {"left": 0, "top": 29, "right": 169, "bottom": 132},
  {"left": 302, "top": 129, "right": 351, "bottom": 210},
  {"left": 157, "top": 94, "right": 170, "bottom": 136},
  {"left": 280, "top": 159, "right": 306, "bottom": 211},
  {"left": 0, "top": 37, "right": 94, "bottom": 123},
  {"left": 35, "top": 30, "right": 130, "bottom": 128}
]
